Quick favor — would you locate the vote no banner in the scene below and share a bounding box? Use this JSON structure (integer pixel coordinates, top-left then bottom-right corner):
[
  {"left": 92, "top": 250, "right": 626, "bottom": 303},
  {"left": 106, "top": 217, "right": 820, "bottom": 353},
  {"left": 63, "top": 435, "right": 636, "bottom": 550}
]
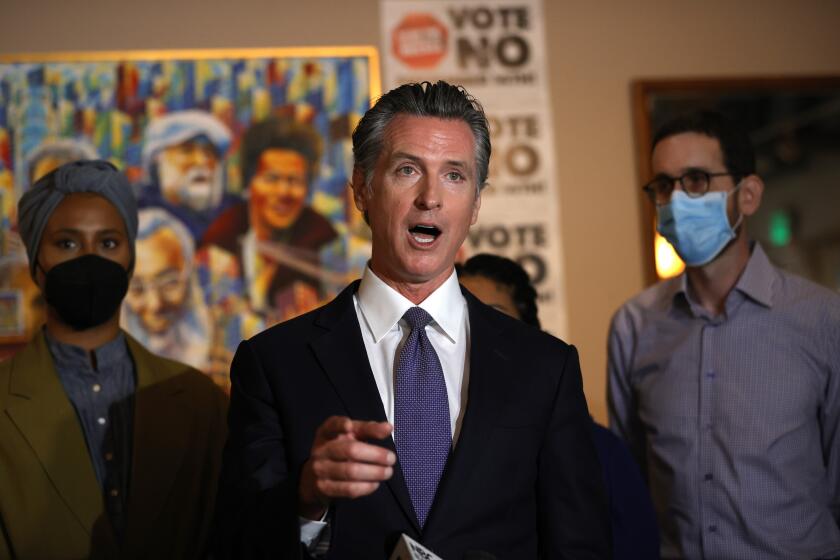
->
[{"left": 381, "top": 0, "right": 568, "bottom": 337}]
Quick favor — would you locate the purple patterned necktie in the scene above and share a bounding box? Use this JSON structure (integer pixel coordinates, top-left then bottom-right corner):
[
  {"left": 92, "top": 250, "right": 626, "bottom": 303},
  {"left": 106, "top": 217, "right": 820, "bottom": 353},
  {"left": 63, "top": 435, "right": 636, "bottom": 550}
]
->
[{"left": 394, "top": 306, "right": 451, "bottom": 528}]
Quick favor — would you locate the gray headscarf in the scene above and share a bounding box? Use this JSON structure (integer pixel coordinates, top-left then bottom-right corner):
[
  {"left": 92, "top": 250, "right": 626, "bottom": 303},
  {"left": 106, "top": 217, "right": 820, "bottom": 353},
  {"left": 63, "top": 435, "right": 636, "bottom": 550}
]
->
[{"left": 18, "top": 160, "right": 138, "bottom": 276}]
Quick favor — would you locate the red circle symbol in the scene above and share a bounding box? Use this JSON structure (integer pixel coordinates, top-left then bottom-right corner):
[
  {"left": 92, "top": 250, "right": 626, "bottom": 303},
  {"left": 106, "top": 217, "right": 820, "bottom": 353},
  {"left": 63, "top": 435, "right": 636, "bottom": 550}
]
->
[{"left": 391, "top": 13, "right": 448, "bottom": 69}]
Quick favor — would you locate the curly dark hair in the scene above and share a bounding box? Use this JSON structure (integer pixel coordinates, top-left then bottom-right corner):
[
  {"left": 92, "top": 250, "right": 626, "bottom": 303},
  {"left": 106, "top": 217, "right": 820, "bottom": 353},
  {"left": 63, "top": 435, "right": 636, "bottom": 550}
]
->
[
  {"left": 652, "top": 110, "right": 755, "bottom": 178},
  {"left": 240, "top": 116, "right": 323, "bottom": 189},
  {"left": 457, "top": 253, "right": 540, "bottom": 329}
]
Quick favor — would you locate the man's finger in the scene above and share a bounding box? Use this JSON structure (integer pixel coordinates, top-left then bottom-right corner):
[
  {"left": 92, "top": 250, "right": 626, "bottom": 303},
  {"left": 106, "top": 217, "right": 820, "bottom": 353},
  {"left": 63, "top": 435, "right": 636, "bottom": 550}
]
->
[
  {"left": 322, "top": 439, "right": 396, "bottom": 466},
  {"left": 316, "top": 415, "right": 354, "bottom": 440},
  {"left": 351, "top": 420, "right": 393, "bottom": 441},
  {"left": 312, "top": 459, "right": 393, "bottom": 482},
  {"left": 315, "top": 479, "right": 381, "bottom": 500}
]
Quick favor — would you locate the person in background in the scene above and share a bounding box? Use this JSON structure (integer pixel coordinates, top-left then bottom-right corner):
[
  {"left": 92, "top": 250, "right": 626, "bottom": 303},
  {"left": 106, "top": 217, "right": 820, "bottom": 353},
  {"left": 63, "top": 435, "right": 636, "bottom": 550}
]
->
[
  {"left": 0, "top": 160, "right": 228, "bottom": 559},
  {"left": 608, "top": 111, "right": 840, "bottom": 559},
  {"left": 213, "top": 81, "right": 610, "bottom": 559},
  {"left": 139, "top": 110, "right": 235, "bottom": 240},
  {"left": 457, "top": 253, "right": 540, "bottom": 326},
  {"left": 459, "top": 253, "right": 660, "bottom": 559}
]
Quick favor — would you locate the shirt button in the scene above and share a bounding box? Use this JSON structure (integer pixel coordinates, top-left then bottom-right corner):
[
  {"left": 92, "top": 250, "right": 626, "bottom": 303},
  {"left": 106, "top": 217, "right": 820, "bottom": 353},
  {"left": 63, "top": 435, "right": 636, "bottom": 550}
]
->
[
  {"left": 705, "top": 370, "right": 716, "bottom": 379},
  {"left": 109, "top": 488, "right": 119, "bottom": 497},
  {"left": 92, "top": 383, "right": 101, "bottom": 393},
  {"left": 97, "top": 417, "right": 106, "bottom": 426},
  {"left": 708, "top": 525, "right": 717, "bottom": 533},
  {"left": 104, "top": 452, "right": 114, "bottom": 461},
  {"left": 704, "top": 473, "right": 713, "bottom": 481}
]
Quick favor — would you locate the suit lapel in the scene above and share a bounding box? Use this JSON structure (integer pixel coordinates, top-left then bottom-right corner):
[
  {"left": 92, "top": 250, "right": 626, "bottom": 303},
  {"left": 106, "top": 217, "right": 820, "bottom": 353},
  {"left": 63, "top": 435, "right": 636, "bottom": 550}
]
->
[
  {"left": 4, "top": 331, "right": 106, "bottom": 534},
  {"left": 310, "top": 282, "right": 388, "bottom": 424},
  {"left": 309, "top": 282, "right": 420, "bottom": 532},
  {"left": 424, "top": 292, "right": 510, "bottom": 534},
  {"left": 122, "top": 336, "right": 192, "bottom": 549}
]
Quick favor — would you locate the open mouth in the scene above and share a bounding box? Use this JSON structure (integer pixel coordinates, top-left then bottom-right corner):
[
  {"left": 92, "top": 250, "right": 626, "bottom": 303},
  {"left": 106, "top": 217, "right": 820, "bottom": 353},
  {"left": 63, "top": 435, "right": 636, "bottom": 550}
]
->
[{"left": 409, "top": 224, "right": 441, "bottom": 245}]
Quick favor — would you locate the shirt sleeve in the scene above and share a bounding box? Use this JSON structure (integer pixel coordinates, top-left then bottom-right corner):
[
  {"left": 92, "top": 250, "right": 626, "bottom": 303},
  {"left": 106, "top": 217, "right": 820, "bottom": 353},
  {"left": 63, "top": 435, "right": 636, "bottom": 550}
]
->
[
  {"left": 821, "top": 304, "right": 840, "bottom": 525},
  {"left": 606, "top": 305, "right": 646, "bottom": 472}
]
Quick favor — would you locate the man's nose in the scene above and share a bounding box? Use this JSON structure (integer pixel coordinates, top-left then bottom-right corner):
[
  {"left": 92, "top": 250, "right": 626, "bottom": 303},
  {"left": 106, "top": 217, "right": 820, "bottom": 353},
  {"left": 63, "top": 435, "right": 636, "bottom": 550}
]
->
[
  {"left": 190, "top": 147, "right": 211, "bottom": 167},
  {"left": 414, "top": 176, "right": 442, "bottom": 210},
  {"left": 143, "top": 287, "right": 163, "bottom": 313}
]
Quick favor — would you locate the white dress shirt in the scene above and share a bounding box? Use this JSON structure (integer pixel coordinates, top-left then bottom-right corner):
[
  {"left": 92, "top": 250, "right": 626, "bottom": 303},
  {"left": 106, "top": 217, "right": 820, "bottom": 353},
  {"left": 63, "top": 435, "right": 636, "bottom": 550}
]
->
[
  {"left": 354, "top": 265, "right": 470, "bottom": 441},
  {"left": 301, "top": 266, "right": 471, "bottom": 550}
]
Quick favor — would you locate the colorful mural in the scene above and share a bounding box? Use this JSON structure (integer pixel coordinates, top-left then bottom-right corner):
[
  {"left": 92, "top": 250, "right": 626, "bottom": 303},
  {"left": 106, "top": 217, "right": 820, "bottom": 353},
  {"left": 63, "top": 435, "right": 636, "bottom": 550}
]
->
[{"left": 0, "top": 48, "right": 379, "bottom": 388}]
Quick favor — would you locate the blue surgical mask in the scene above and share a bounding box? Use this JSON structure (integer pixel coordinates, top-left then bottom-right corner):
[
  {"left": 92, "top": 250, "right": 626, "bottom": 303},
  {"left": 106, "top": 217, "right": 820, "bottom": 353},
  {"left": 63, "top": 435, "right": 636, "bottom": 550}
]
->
[{"left": 656, "top": 187, "right": 742, "bottom": 267}]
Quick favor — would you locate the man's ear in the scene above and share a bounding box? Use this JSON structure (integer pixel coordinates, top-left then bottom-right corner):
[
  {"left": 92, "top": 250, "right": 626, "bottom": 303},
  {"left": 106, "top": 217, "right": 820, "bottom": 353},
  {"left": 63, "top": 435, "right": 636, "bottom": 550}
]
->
[
  {"left": 350, "top": 166, "right": 368, "bottom": 213},
  {"left": 738, "top": 174, "right": 764, "bottom": 217}
]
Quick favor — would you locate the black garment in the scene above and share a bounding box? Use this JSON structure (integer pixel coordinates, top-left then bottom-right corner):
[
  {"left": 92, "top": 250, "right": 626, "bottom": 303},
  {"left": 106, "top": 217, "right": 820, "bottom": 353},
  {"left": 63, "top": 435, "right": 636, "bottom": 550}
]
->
[
  {"left": 590, "top": 422, "right": 660, "bottom": 559},
  {"left": 213, "top": 282, "right": 611, "bottom": 559}
]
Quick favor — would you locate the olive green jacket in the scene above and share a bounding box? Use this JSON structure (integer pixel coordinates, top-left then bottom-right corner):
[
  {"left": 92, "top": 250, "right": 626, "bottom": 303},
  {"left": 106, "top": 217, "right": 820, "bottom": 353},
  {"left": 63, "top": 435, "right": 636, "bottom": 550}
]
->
[{"left": 0, "top": 331, "right": 228, "bottom": 559}]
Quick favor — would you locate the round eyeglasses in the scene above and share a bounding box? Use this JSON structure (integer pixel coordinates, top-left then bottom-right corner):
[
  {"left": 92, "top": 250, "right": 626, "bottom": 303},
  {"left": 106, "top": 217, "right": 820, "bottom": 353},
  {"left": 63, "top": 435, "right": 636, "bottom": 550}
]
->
[{"left": 643, "top": 170, "right": 740, "bottom": 205}]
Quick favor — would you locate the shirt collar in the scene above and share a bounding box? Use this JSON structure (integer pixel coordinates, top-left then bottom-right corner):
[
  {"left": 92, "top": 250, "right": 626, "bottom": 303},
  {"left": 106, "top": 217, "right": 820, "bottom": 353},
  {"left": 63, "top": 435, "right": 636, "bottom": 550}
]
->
[
  {"left": 357, "top": 265, "right": 465, "bottom": 344},
  {"left": 673, "top": 241, "right": 776, "bottom": 310},
  {"left": 44, "top": 329, "right": 129, "bottom": 371},
  {"left": 733, "top": 242, "right": 775, "bottom": 308}
]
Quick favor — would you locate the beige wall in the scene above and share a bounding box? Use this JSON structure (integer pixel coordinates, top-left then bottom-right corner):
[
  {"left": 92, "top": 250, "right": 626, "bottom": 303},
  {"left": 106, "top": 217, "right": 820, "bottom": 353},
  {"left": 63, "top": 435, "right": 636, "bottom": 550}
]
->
[{"left": 3, "top": 0, "right": 840, "bottom": 422}]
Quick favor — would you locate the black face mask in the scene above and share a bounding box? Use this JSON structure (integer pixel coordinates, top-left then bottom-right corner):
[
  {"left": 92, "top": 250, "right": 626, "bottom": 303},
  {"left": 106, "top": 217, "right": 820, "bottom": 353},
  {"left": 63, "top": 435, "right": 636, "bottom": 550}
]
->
[{"left": 41, "top": 254, "right": 129, "bottom": 331}]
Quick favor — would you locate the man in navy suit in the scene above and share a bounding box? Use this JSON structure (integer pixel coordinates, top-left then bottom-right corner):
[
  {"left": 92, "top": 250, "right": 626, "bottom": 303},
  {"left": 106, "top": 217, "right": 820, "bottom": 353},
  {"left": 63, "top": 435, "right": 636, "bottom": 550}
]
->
[{"left": 214, "top": 81, "right": 610, "bottom": 559}]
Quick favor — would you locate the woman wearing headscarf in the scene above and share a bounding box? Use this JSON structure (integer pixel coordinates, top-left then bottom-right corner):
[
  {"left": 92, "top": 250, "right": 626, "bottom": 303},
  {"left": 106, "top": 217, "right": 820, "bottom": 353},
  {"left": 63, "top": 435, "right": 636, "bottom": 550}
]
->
[{"left": 0, "top": 160, "right": 227, "bottom": 559}]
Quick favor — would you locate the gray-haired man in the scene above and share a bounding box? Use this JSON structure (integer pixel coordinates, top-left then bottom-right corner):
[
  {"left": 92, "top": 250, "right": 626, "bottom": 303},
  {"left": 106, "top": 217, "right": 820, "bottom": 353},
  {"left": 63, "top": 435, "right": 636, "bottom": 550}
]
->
[{"left": 214, "top": 82, "right": 610, "bottom": 559}]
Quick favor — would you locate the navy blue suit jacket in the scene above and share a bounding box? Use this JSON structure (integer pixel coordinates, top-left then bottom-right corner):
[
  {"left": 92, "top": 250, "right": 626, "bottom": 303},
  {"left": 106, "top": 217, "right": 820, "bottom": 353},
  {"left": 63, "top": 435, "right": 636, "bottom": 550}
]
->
[
  {"left": 214, "top": 282, "right": 611, "bottom": 559},
  {"left": 591, "top": 423, "right": 660, "bottom": 559}
]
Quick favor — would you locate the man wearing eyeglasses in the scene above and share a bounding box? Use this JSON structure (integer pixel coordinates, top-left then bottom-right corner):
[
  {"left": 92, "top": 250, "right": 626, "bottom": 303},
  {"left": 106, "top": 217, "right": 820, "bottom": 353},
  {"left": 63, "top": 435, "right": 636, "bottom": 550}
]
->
[
  {"left": 122, "top": 208, "right": 212, "bottom": 374},
  {"left": 607, "top": 111, "right": 840, "bottom": 559}
]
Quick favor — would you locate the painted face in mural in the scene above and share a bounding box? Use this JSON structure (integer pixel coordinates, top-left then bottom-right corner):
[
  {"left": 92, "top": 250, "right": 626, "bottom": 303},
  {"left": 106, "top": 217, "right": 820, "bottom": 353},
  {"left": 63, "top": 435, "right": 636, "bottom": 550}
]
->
[
  {"left": 352, "top": 115, "right": 481, "bottom": 291},
  {"left": 157, "top": 137, "right": 223, "bottom": 212},
  {"left": 124, "top": 227, "right": 190, "bottom": 334},
  {"left": 248, "top": 148, "right": 309, "bottom": 235},
  {"left": 31, "top": 156, "right": 71, "bottom": 186}
]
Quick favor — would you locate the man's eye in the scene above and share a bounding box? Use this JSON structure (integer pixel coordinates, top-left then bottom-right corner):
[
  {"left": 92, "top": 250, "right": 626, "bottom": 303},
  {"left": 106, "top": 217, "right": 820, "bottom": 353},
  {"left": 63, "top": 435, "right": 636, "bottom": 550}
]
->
[
  {"left": 397, "top": 166, "right": 416, "bottom": 176},
  {"left": 102, "top": 239, "right": 119, "bottom": 249},
  {"left": 445, "top": 171, "right": 464, "bottom": 181},
  {"left": 56, "top": 239, "right": 77, "bottom": 250},
  {"left": 652, "top": 178, "right": 672, "bottom": 193}
]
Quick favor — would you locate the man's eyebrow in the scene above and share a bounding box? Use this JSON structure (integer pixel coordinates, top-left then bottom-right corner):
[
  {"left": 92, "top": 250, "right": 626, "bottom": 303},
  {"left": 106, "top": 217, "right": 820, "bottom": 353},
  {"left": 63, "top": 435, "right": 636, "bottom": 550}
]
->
[
  {"left": 653, "top": 166, "right": 710, "bottom": 179},
  {"left": 389, "top": 151, "right": 423, "bottom": 164},
  {"left": 445, "top": 159, "right": 469, "bottom": 170},
  {"left": 390, "top": 151, "right": 471, "bottom": 170}
]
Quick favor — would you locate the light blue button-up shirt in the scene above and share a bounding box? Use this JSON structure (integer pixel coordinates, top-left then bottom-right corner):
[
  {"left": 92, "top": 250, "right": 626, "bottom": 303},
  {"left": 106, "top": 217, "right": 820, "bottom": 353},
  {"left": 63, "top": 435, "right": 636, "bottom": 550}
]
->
[{"left": 608, "top": 243, "right": 840, "bottom": 559}]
